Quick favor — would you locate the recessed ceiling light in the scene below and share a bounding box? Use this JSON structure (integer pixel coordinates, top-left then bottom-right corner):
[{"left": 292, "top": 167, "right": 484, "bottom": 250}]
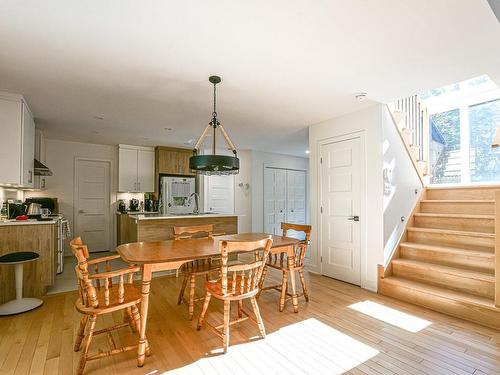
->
[
  {"left": 94, "top": 115, "right": 104, "bottom": 120},
  {"left": 355, "top": 92, "right": 367, "bottom": 101},
  {"left": 164, "top": 127, "right": 173, "bottom": 131},
  {"left": 305, "top": 150, "right": 311, "bottom": 154}
]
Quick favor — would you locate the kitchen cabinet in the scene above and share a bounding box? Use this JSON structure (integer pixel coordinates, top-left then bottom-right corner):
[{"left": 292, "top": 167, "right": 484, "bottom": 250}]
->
[
  {"left": 0, "top": 93, "right": 35, "bottom": 188},
  {"left": 118, "top": 144, "right": 154, "bottom": 192},
  {"left": 156, "top": 146, "right": 195, "bottom": 176}
]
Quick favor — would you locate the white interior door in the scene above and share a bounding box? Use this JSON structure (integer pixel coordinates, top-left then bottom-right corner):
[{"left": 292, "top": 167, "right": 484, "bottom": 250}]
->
[
  {"left": 75, "top": 159, "right": 111, "bottom": 253},
  {"left": 320, "top": 137, "right": 361, "bottom": 285},
  {"left": 264, "top": 167, "right": 287, "bottom": 235},
  {"left": 204, "top": 175, "right": 234, "bottom": 214}
]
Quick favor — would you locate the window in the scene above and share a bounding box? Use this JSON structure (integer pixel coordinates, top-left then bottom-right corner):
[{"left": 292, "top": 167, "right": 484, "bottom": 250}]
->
[
  {"left": 429, "top": 109, "right": 461, "bottom": 184},
  {"left": 422, "top": 75, "right": 500, "bottom": 185},
  {"left": 469, "top": 100, "right": 500, "bottom": 182}
]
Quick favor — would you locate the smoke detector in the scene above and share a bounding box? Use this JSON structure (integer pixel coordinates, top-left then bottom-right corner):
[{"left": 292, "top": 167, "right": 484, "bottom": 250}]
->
[{"left": 355, "top": 92, "right": 367, "bottom": 101}]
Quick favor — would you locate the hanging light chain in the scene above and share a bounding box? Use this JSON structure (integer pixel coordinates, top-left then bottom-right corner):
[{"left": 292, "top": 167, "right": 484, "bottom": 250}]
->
[{"left": 212, "top": 80, "right": 218, "bottom": 126}]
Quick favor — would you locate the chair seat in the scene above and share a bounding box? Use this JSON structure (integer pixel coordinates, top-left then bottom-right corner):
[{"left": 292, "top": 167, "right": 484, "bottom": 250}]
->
[
  {"left": 0, "top": 251, "right": 39, "bottom": 264},
  {"left": 205, "top": 277, "right": 258, "bottom": 300},
  {"left": 75, "top": 284, "right": 141, "bottom": 314}
]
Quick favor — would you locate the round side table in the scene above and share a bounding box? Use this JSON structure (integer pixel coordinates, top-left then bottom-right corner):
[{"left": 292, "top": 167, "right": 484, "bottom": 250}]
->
[{"left": 0, "top": 251, "right": 44, "bottom": 315}]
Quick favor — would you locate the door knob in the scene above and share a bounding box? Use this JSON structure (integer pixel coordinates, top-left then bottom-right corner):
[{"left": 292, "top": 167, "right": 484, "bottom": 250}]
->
[{"left": 347, "top": 216, "right": 359, "bottom": 221}]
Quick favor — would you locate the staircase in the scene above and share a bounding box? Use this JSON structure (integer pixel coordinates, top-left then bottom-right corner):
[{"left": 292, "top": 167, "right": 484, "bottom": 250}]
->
[{"left": 378, "top": 186, "right": 500, "bottom": 329}]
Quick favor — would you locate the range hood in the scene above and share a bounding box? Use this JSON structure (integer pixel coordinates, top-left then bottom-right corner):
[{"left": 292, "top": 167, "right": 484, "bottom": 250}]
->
[{"left": 34, "top": 159, "right": 53, "bottom": 176}]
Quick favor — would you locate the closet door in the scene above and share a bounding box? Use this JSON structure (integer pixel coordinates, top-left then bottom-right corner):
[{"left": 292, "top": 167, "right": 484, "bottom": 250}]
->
[
  {"left": 286, "top": 170, "right": 306, "bottom": 225},
  {"left": 264, "top": 167, "right": 287, "bottom": 235}
]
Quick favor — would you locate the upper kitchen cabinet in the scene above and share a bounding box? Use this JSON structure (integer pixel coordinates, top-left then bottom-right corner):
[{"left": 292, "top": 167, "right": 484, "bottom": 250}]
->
[
  {"left": 118, "top": 144, "right": 154, "bottom": 192},
  {"left": 155, "top": 146, "right": 195, "bottom": 176},
  {"left": 0, "top": 93, "right": 35, "bottom": 188}
]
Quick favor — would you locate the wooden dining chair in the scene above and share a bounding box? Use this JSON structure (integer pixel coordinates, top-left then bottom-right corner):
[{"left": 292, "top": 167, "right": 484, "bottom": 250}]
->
[
  {"left": 174, "top": 224, "right": 221, "bottom": 320},
  {"left": 70, "top": 237, "right": 123, "bottom": 281},
  {"left": 72, "top": 244, "right": 149, "bottom": 375},
  {"left": 259, "top": 223, "right": 312, "bottom": 310},
  {"left": 70, "top": 238, "right": 141, "bottom": 351},
  {"left": 197, "top": 236, "right": 273, "bottom": 353}
]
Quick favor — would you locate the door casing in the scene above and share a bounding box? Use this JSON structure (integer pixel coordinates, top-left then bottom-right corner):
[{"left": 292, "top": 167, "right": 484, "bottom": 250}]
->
[
  {"left": 73, "top": 157, "right": 113, "bottom": 253},
  {"left": 318, "top": 131, "right": 366, "bottom": 286}
]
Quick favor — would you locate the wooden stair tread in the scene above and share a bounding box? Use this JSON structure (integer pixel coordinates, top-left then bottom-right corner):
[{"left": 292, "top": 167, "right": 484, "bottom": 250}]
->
[
  {"left": 421, "top": 199, "right": 494, "bottom": 203},
  {"left": 399, "top": 242, "right": 494, "bottom": 257},
  {"left": 381, "top": 276, "right": 496, "bottom": 309},
  {"left": 406, "top": 227, "right": 495, "bottom": 238},
  {"left": 391, "top": 259, "right": 495, "bottom": 282},
  {"left": 413, "top": 212, "right": 494, "bottom": 219}
]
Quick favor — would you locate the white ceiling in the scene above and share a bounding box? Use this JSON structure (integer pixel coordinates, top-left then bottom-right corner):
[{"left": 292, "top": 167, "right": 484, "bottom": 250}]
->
[{"left": 1, "top": 0, "right": 499, "bottom": 157}]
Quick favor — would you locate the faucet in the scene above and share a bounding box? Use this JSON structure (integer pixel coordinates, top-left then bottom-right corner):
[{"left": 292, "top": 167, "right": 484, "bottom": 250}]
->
[{"left": 188, "top": 192, "right": 200, "bottom": 214}]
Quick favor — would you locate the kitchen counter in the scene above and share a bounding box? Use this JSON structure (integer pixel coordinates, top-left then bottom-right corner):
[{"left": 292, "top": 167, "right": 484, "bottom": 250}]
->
[
  {"left": 116, "top": 211, "right": 159, "bottom": 215},
  {"left": 0, "top": 219, "right": 57, "bottom": 226},
  {"left": 116, "top": 213, "right": 238, "bottom": 244},
  {"left": 129, "top": 213, "right": 241, "bottom": 220}
]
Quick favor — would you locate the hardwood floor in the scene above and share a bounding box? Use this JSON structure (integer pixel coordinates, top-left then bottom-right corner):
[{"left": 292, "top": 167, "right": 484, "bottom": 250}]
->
[{"left": 1, "top": 271, "right": 500, "bottom": 374}]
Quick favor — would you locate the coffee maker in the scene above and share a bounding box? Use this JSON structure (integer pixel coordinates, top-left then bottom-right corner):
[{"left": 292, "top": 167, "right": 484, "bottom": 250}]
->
[
  {"left": 117, "top": 200, "right": 127, "bottom": 213},
  {"left": 129, "top": 198, "right": 139, "bottom": 212}
]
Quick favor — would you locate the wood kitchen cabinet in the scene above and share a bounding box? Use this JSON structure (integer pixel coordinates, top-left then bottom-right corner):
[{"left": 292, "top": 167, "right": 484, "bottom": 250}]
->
[
  {"left": 118, "top": 144, "right": 154, "bottom": 192},
  {"left": 155, "top": 146, "right": 195, "bottom": 176},
  {"left": 0, "top": 223, "right": 56, "bottom": 304},
  {"left": 0, "top": 93, "right": 35, "bottom": 188}
]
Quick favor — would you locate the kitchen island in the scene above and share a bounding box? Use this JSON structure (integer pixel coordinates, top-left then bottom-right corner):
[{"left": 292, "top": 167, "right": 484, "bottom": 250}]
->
[
  {"left": 0, "top": 220, "right": 57, "bottom": 304},
  {"left": 117, "top": 213, "right": 238, "bottom": 244}
]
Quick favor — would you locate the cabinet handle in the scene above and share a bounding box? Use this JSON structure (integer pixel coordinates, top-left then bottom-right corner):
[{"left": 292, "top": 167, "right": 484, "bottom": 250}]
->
[
  {"left": 28, "top": 170, "right": 32, "bottom": 183},
  {"left": 138, "top": 182, "right": 141, "bottom": 191}
]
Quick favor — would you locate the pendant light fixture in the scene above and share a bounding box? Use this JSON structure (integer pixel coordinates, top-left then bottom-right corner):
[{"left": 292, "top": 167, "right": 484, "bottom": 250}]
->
[{"left": 189, "top": 75, "right": 240, "bottom": 175}]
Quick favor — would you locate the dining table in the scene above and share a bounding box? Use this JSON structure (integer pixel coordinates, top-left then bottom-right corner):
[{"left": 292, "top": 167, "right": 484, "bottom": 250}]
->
[{"left": 117, "top": 232, "right": 301, "bottom": 367}]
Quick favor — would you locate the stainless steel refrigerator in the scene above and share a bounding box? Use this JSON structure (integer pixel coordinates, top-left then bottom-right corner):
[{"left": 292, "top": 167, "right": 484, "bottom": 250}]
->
[{"left": 160, "top": 176, "right": 196, "bottom": 214}]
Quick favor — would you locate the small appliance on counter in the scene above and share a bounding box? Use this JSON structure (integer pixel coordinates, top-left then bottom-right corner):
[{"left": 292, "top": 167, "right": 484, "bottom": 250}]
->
[
  {"left": 117, "top": 200, "right": 127, "bottom": 213},
  {"left": 26, "top": 202, "right": 42, "bottom": 217},
  {"left": 129, "top": 198, "right": 140, "bottom": 212},
  {"left": 4, "top": 200, "right": 26, "bottom": 219},
  {"left": 24, "top": 197, "right": 58, "bottom": 215}
]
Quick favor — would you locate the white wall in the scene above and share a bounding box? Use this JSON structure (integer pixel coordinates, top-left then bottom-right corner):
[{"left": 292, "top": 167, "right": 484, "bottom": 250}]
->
[
  {"left": 309, "top": 104, "right": 384, "bottom": 292},
  {"left": 382, "top": 106, "right": 423, "bottom": 263},
  {"left": 250, "top": 150, "right": 309, "bottom": 232},
  {"left": 26, "top": 138, "right": 118, "bottom": 254},
  {"left": 234, "top": 150, "right": 252, "bottom": 233}
]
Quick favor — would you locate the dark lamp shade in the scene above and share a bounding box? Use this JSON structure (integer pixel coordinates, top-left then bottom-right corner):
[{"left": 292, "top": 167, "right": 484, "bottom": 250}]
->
[{"left": 189, "top": 155, "right": 240, "bottom": 175}]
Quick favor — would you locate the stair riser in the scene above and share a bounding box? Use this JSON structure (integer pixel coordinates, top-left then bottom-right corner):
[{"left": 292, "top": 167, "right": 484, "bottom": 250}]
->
[
  {"left": 392, "top": 262, "right": 494, "bottom": 298},
  {"left": 400, "top": 247, "right": 494, "bottom": 274},
  {"left": 420, "top": 202, "right": 494, "bottom": 215},
  {"left": 378, "top": 280, "right": 500, "bottom": 330},
  {"left": 414, "top": 216, "right": 494, "bottom": 233},
  {"left": 426, "top": 188, "right": 498, "bottom": 200},
  {"left": 407, "top": 231, "right": 494, "bottom": 252}
]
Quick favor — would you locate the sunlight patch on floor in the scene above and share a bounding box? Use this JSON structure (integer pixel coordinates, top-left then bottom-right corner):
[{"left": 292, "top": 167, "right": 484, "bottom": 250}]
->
[
  {"left": 348, "top": 300, "right": 431, "bottom": 333},
  {"left": 161, "top": 318, "right": 378, "bottom": 374}
]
